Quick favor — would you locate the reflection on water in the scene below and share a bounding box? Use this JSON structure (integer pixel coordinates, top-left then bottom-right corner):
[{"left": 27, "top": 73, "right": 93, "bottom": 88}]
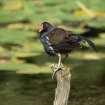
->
[{"left": 0, "top": 59, "right": 105, "bottom": 105}]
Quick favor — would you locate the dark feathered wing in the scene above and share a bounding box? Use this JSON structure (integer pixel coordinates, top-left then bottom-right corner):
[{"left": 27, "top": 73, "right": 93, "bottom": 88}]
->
[
  {"left": 50, "top": 30, "right": 81, "bottom": 53},
  {"left": 51, "top": 30, "right": 98, "bottom": 53}
]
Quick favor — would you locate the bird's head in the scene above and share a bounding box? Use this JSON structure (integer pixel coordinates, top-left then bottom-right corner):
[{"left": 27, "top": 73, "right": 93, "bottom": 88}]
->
[{"left": 39, "top": 22, "right": 53, "bottom": 32}]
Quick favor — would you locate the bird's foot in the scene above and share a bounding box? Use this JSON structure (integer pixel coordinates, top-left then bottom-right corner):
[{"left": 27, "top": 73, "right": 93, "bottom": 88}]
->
[
  {"left": 51, "top": 63, "right": 64, "bottom": 70},
  {"left": 51, "top": 63, "right": 64, "bottom": 69},
  {"left": 51, "top": 63, "right": 64, "bottom": 79}
]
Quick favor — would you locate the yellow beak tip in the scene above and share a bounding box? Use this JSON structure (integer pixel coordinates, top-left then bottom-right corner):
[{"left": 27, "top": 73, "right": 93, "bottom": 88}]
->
[{"left": 39, "top": 30, "right": 41, "bottom": 32}]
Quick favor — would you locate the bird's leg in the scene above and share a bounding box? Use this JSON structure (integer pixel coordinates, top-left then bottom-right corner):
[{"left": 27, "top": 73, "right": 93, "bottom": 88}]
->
[
  {"left": 62, "top": 54, "right": 68, "bottom": 63},
  {"left": 52, "top": 52, "right": 64, "bottom": 79}
]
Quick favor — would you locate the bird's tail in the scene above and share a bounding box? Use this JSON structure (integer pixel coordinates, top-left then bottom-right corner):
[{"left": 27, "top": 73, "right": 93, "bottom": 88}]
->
[{"left": 78, "top": 35, "right": 98, "bottom": 52}]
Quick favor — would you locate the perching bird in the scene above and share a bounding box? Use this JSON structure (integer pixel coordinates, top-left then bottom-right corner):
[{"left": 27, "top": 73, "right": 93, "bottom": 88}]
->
[{"left": 39, "top": 22, "right": 98, "bottom": 78}]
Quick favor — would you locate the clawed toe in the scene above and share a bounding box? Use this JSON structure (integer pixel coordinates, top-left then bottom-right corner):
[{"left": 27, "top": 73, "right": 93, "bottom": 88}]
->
[
  {"left": 60, "top": 63, "right": 64, "bottom": 69},
  {"left": 50, "top": 64, "right": 55, "bottom": 69}
]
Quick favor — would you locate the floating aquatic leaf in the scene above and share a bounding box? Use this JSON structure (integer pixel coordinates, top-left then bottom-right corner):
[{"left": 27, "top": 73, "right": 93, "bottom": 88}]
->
[{"left": 0, "top": 28, "right": 37, "bottom": 44}]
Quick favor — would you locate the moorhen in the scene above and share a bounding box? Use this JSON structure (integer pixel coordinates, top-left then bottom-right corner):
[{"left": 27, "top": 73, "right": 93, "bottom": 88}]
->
[{"left": 39, "top": 22, "right": 98, "bottom": 78}]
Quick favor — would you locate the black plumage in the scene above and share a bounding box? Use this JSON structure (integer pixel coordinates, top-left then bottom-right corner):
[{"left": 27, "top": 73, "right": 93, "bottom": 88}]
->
[{"left": 39, "top": 22, "right": 98, "bottom": 78}]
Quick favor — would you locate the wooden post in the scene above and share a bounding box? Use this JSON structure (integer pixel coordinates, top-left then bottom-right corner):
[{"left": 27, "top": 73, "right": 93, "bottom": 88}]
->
[{"left": 51, "top": 64, "right": 71, "bottom": 105}]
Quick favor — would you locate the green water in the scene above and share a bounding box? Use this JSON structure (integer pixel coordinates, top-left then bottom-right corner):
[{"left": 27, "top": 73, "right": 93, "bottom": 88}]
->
[{"left": 0, "top": 53, "right": 105, "bottom": 105}]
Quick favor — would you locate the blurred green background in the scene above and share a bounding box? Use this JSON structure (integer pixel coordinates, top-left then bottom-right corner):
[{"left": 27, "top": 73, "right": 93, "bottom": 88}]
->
[{"left": 0, "top": 0, "right": 105, "bottom": 105}]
